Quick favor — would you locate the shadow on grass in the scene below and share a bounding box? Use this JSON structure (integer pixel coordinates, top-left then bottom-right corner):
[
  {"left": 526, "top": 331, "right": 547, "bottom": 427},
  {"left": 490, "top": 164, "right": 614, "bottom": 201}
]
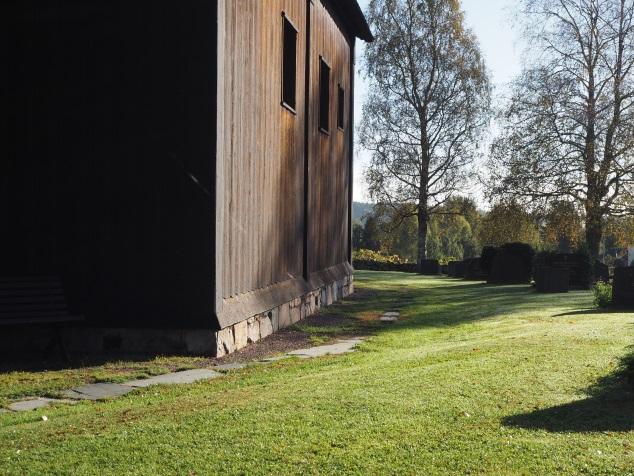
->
[
  {"left": 337, "top": 271, "right": 591, "bottom": 331},
  {"left": 552, "top": 308, "right": 634, "bottom": 317},
  {"left": 503, "top": 353, "right": 634, "bottom": 433},
  {"left": 0, "top": 271, "right": 593, "bottom": 374}
]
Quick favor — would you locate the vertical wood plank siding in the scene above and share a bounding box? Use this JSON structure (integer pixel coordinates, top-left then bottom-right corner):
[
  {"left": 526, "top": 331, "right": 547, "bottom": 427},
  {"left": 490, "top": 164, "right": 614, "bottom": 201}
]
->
[
  {"left": 220, "top": 0, "right": 352, "bottom": 301},
  {"left": 220, "top": 1, "right": 307, "bottom": 299},
  {"left": 308, "top": 1, "right": 352, "bottom": 274}
]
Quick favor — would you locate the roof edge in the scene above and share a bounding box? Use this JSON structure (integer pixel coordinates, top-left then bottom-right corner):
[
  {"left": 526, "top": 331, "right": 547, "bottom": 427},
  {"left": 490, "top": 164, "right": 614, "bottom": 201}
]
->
[{"left": 325, "top": 0, "right": 374, "bottom": 42}]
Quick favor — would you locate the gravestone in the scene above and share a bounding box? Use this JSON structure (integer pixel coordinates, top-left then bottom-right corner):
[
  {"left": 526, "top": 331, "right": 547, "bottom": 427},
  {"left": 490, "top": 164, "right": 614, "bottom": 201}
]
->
[
  {"left": 613, "top": 267, "right": 634, "bottom": 307},
  {"left": 420, "top": 259, "right": 440, "bottom": 275},
  {"left": 534, "top": 266, "right": 570, "bottom": 293},
  {"left": 447, "top": 261, "right": 459, "bottom": 277},
  {"left": 464, "top": 258, "right": 486, "bottom": 280},
  {"left": 533, "top": 252, "right": 591, "bottom": 289},
  {"left": 454, "top": 261, "right": 466, "bottom": 278},
  {"left": 594, "top": 260, "right": 610, "bottom": 283}
]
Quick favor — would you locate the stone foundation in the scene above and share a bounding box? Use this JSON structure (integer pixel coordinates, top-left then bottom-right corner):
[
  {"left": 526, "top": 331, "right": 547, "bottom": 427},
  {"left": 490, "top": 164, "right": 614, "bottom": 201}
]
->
[
  {"left": 0, "top": 274, "right": 353, "bottom": 357},
  {"left": 214, "top": 273, "right": 353, "bottom": 357}
]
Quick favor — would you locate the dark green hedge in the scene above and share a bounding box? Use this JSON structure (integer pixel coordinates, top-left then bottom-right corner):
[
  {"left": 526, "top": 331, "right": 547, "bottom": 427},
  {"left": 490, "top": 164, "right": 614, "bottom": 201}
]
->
[
  {"left": 488, "top": 243, "right": 535, "bottom": 284},
  {"left": 533, "top": 252, "right": 591, "bottom": 289},
  {"left": 353, "top": 260, "right": 417, "bottom": 273}
]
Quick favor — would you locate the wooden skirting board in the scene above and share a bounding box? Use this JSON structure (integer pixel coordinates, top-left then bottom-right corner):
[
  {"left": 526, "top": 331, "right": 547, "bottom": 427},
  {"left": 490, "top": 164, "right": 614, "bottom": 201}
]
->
[{"left": 216, "top": 262, "right": 353, "bottom": 329}]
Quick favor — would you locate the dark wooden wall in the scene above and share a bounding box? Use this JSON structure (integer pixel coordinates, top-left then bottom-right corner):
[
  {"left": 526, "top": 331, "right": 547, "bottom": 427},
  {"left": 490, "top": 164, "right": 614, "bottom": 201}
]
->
[
  {"left": 218, "top": 0, "right": 353, "bottom": 307},
  {"left": 218, "top": 0, "right": 308, "bottom": 300},
  {"left": 1, "top": 0, "right": 218, "bottom": 328},
  {"left": 307, "top": 1, "right": 353, "bottom": 274}
]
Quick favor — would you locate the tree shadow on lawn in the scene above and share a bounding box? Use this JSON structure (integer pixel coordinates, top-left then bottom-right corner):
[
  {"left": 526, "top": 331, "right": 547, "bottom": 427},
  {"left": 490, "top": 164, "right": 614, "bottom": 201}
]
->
[
  {"left": 0, "top": 273, "right": 596, "bottom": 378},
  {"left": 342, "top": 273, "right": 591, "bottom": 330},
  {"left": 502, "top": 361, "right": 634, "bottom": 433},
  {"left": 553, "top": 308, "right": 634, "bottom": 317}
]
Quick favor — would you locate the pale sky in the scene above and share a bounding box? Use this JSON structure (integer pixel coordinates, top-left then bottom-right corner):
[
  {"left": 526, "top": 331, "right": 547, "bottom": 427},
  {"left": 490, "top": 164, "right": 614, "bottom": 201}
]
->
[{"left": 353, "top": 0, "right": 523, "bottom": 202}]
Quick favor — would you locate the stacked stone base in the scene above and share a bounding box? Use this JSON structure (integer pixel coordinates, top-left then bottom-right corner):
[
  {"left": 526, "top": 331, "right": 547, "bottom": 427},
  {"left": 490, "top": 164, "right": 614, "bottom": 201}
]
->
[
  {"left": 214, "top": 273, "right": 353, "bottom": 357},
  {"left": 0, "top": 274, "right": 353, "bottom": 358}
]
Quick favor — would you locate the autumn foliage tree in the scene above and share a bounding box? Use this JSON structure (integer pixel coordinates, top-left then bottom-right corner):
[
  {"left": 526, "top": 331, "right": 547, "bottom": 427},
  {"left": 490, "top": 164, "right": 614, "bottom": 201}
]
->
[
  {"left": 478, "top": 201, "right": 541, "bottom": 248},
  {"left": 542, "top": 201, "right": 583, "bottom": 252},
  {"left": 488, "top": 0, "right": 634, "bottom": 262},
  {"left": 360, "top": 0, "right": 490, "bottom": 272}
]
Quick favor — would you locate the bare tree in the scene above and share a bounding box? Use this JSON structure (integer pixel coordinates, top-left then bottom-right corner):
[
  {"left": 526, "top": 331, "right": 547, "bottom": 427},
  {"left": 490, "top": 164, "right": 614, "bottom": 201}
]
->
[
  {"left": 488, "top": 0, "right": 634, "bottom": 262},
  {"left": 360, "top": 0, "right": 490, "bottom": 272}
]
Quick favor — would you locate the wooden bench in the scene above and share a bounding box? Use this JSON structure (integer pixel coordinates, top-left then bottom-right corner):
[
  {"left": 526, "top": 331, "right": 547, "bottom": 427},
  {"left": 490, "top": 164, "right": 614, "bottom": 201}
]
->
[{"left": 0, "top": 276, "right": 84, "bottom": 358}]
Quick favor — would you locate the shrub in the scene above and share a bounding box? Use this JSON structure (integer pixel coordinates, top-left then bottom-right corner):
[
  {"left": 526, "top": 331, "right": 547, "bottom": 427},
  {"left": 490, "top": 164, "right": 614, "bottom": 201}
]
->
[
  {"left": 593, "top": 280, "right": 613, "bottom": 308},
  {"left": 352, "top": 249, "right": 417, "bottom": 273},
  {"left": 464, "top": 258, "right": 486, "bottom": 280},
  {"left": 500, "top": 242, "right": 535, "bottom": 269},
  {"left": 488, "top": 243, "right": 535, "bottom": 284},
  {"left": 420, "top": 259, "right": 440, "bottom": 275},
  {"left": 353, "top": 249, "right": 406, "bottom": 264},
  {"left": 534, "top": 252, "right": 592, "bottom": 289},
  {"left": 454, "top": 260, "right": 466, "bottom": 278},
  {"left": 480, "top": 246, "right": 498, "bottom": 275}
]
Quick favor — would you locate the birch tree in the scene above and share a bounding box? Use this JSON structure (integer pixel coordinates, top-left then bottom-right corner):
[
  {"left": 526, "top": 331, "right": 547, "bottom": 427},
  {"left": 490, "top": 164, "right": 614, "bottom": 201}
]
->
[
  {"left": 488, "top": 0, "right": 634, "bottom": 262},
  {"left": 360, "top": 0, "right": 490, "bottom": 272}
]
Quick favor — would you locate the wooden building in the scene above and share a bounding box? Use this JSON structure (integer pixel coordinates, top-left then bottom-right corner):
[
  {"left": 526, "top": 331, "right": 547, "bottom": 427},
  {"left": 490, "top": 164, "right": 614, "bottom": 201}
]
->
[{"left": 1, "top": 1, "right": 372, "bottom": 355}]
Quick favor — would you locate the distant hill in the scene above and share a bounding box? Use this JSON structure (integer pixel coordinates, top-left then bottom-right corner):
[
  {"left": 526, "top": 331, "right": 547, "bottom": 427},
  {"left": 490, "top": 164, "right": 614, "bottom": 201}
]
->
[{"left": 352, "top": 202, "right": 374, "bottom": 223}]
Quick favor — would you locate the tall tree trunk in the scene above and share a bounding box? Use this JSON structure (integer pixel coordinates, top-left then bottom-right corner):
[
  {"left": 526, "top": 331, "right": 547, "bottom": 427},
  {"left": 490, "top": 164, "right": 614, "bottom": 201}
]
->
[
  {"left": 417, "top": 206, "right": 428, "bottom": 273},
  {"left": 585, "top": 201, "right": 603, "bottom": 265}
]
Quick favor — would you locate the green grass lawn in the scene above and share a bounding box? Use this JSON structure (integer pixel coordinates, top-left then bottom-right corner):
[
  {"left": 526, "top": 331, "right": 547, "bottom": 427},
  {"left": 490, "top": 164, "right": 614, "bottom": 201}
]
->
[{"left": 2, "top": 271, "right": 634, "bottom": 475}]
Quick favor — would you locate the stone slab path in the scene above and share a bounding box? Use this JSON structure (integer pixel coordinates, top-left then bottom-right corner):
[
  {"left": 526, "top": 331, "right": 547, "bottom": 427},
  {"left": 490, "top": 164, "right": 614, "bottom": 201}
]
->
[
  {"left": 8, "top": 397, "right": 77, "bottom": 412},
  {"left": 3, "top": 337, "right": 367, "bottom": 413},
  {"left": 63, "top": 383, "right": 136, "bottom": 401},
  {"left": 286, "top": 338, "right": 365, "bottom": 358},
  {"left": 125, "top": 369, "right": 222, "bottom": 388}
]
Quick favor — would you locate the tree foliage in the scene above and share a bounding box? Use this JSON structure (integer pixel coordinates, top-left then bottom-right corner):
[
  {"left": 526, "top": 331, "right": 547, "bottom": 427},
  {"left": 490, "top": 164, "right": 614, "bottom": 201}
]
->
[
  {"left": 361, "top": 0, "right": 490, "bottom": 269},
  {"left": 478, "top": 201, "right": 541, "bottom": 248},
  {"left": 488, "top": 0, "right": 634, "bottom": 260},
  {"left": 541, "top": 201, "right": 584, "bottom": 252}
]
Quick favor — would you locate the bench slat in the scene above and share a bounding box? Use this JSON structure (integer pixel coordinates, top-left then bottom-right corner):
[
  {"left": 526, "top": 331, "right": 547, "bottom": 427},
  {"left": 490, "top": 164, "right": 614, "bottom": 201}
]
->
[
  {"left": 0, "top": 303, "right": 69, "bottom": 313},
  {"left": 0, "top": 315, "right": 84, "bottom": 325},
  {"left": 0, "top": 295, "right": 66, "bottom": 304},
  {"left": 0, "top": 276, "right": 82, "bottom": 325},
  {"left": 0, "top": 282, "right": 63, "bottom": 290},
  {"left": 0, "top": 289, "right": 65, "bottom": 297}
]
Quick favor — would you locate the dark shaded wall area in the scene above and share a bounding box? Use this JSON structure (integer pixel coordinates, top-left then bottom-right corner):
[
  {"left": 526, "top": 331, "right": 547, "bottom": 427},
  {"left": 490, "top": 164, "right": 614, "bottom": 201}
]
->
[{"left": 1, "top": 1, "right": 217, "bottom": 328}]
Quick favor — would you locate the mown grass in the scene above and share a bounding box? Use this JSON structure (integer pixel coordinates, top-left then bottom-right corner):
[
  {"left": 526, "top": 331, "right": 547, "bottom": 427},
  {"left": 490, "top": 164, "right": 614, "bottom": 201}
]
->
[{"left": 1, "top": 271, "right": 634, "bottom": 475}]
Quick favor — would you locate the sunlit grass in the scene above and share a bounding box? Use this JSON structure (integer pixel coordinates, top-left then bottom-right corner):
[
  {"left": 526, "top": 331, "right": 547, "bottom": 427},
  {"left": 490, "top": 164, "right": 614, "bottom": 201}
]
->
[{"left": 1, "top": 271, "right": 634, "bottom": 475}]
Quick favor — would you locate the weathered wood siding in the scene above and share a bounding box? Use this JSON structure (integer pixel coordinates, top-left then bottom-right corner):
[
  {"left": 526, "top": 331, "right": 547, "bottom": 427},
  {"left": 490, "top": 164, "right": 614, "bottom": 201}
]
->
[
  {"left": 219, "top": 0, "right": 353, "bottom": 305},
  {"left": 307, "top": 1, "right": 352, "bottom": 274},
  {"left": 219, "top": 0, "right": 308, "bottom": 299}
]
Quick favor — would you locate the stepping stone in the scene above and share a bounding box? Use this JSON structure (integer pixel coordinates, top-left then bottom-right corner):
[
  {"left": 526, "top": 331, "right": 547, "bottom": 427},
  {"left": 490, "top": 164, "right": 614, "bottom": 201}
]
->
[
  {"left": 8, "top": 398, "right": 76, "bottom": 412},
  {"left": 384, "top": 311, "right": 400, "bottom": 316},
  {"left": 337, "top": 338, "right": 365, "bottom": 344},
  {"left": 124, "top": 369, "right": 222, "bottom": 388},
  {"left": 64, "top": 383, "right": 135, "bottom": 401},
  {"left": 287, "top": 339, "right": 363, "bottom": 359},
  {"left": 380, "top": 315, "right": 399, "bottom": 322},
  {"left": 213, "top": 363, "right": 247, "bottom": 372},
  {"left": 260, "top": 355, "right": 293, "bottom": 362}
]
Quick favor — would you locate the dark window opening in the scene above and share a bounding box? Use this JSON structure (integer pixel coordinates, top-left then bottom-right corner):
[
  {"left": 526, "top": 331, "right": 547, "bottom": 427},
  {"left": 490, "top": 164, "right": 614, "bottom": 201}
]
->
[
  {"left": 319, "top": 57, "right": 330, "bottom": 133},
  {"left": 337, "top": 85, "right": 345, "bottom": 130},
  {"left": 282, "top": 14, "right": 298, "bottom": 112}
]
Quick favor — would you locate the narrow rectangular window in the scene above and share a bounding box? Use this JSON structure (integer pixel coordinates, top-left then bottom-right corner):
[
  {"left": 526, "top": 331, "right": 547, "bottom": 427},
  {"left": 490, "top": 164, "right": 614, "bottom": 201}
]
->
[
  {"left": 282, "top": 14, "right": 298, "bottom": 111},
  {"left": 319, "top": 57, "right": 330, "bottom": 133},
  {"left": 337, "top": 85, "right": 345, "bottom": 130}
]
